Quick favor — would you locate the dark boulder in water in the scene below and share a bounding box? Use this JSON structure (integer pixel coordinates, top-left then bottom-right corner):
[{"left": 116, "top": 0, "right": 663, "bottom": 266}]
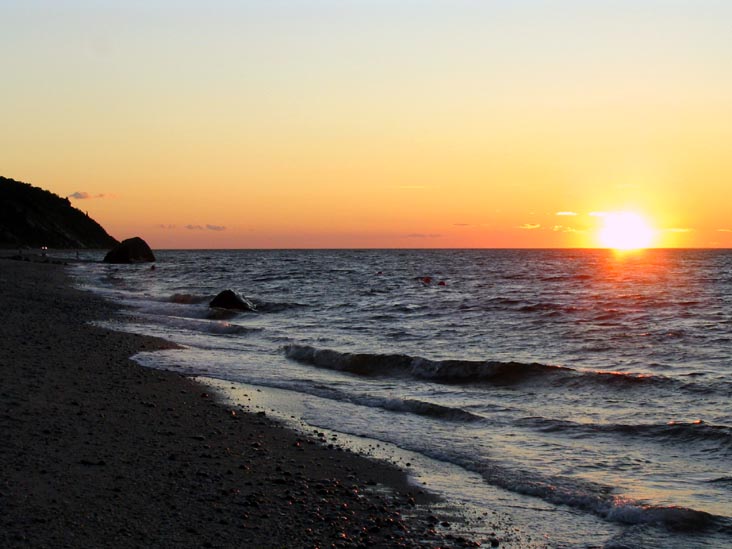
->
[
  {"left": 209, "top": 290, "right": 255, "bottom": 312},
  {"left": 104, "top": 236, "right": 156, "bottom": 263}
]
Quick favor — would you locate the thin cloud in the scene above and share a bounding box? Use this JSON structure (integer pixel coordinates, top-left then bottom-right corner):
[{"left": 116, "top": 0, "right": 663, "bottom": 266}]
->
[
  {"left": 453, "top": 223, "right": 470, "bottom": 227},
  {"left": 553, "top": 225, "right": 582, "bottom": 233},
  {"left": 556, "top": 211, "right": 578, "bottom": 216},
  {"left": 406, "top": 233, "right": 441, "bottom": 238},
  {"left": 69, "top": 191, "right": 106, "bottom": 200},
  {"left": 184, "top": 223, "right": 227, "bottom": 231},
  {"left": 157, "top": 224, "right": 177, "bottom": 230},
  {"left": 518, "top": 224, "right": 541, "bottom": 230},
  {"left": 666, "top": 228, "right": 693, "bottom": 233},
  {"left": 717, "top": 228, "right": 732, "bottom": 233}
]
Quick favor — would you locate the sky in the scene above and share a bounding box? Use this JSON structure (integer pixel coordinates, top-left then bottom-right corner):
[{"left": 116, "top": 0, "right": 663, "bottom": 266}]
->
[{"left": 2, "top": 0, "right": 731, "bottom": 248}]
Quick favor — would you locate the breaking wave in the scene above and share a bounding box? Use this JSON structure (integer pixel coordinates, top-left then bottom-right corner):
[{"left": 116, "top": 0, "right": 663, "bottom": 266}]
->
[
  {"left": 283, "top": 344, "right": 569, "bottom": 383},
  {"left": 450, "top": 458, "right": 725, "bottom": 532},
  {"left": 283, "top": 345, "right": 686, "bottom": 390}
]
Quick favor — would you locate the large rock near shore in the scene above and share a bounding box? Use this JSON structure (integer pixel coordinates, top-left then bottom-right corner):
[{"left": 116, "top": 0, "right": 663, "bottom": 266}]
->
[
  {"left": 104, "top": 237, "right": 155, "bottom": 263},
  {"left": 209, "top": 290, "right": 255, "bottom": 312}
]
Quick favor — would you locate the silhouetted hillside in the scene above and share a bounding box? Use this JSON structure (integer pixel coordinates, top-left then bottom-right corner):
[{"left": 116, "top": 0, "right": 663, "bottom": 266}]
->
[{"left": 0, "top": 176, "right": 118, "bottom": 249}]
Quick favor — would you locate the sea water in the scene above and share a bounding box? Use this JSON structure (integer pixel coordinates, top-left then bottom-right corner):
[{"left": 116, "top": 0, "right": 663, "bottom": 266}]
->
[{"left": 71, "top": 249, "right": 732, "bottom": 548}]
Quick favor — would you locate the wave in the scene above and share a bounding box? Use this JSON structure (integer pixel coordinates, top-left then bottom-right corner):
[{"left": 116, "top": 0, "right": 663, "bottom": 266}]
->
[
  {"left": 283, "top": 345, "right": 731, "bottom": 399},
  {"left": 604, "top": 502, "right": 718, "bottom": 531},
  {"left": 539, "top": 273, "right": 593, "bottom": 282},
  {"left": 398, "top": 442, "right": 731, "bottom": 534},
  {"left": 133, "top": 313, "right": 256, "bottom": 336},
  {"left": 519, "top": 302, "right": 570, "bottom": 313},
  {"left": 486, "top": 297, "right": 522, "bottom": 306},
  {"left": 304, "top": 385, "right": 485, "bottom": 422},
  {"left": 572, "top": 369, "right": 669, "bottom": 386},
  {"left": 284, "top": 344, "right": 678, "bottom": 386},
  {"left": 518, "top": 417, "right": 732, "bottom": 453},
  {"left": 451, "top": 458, "right": 725, "bottom": 533},
  {"left": 169, "top": 293, "right": 210, "bottom": 304},
  {"left": 253, "top": 300, "right": 307, "bottom": 313},
  {"left": 358, "top": 396, "right": 482, "bottom": 422},
  {"left": 283, "top": 344, "right": 571, "bottom": 383}
]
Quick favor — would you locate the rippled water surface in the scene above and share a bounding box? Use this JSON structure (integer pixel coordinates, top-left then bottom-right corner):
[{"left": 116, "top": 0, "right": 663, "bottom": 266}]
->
[{"left": 73, "top": 249, "right": 732, "bottom": 547}]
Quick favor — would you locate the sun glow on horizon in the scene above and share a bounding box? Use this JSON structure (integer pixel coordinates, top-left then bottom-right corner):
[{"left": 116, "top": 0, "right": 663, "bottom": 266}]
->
[{"left": 597, "top": 211, "right": 656, "bottom": 250}]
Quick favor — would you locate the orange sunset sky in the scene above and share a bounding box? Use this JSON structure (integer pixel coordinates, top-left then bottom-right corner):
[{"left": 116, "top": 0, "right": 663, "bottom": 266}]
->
[{"left": 3, "top": 1, "right": 731, "bottom": 249}]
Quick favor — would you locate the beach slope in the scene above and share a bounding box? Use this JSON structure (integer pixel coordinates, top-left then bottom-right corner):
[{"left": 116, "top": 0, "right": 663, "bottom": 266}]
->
[{"left": 0, "top": 259, "right": 460, "bottom": 548}]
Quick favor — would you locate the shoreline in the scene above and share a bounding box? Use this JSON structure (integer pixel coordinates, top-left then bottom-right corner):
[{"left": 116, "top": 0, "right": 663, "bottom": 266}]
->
[{"left": 0, "top": 257, "right": 484, "bottom": 548}]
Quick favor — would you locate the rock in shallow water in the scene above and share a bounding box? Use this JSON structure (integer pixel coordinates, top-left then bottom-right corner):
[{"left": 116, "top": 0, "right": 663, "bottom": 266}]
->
[
  {"left": 209, "top": 290, "right": 256, "bottom": 312},
  {"left": 103, "top": 236, "right": 155, "bottom": 264}
]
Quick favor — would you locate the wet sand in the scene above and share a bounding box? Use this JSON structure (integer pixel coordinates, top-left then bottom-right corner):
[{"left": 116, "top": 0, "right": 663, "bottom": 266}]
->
[{"left": 0, "top": 257, "right": 486, "bottom": 548}]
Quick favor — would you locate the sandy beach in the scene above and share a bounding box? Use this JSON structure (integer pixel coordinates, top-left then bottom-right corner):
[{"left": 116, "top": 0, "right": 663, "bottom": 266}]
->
[{"left": 0, "top": 258, "right": 477, "bottom": 548}]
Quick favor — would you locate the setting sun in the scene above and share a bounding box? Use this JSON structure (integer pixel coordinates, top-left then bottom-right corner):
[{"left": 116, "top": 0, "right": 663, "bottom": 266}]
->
[{"left": 597, "top": 212, "right": 656, "bottom": 250}]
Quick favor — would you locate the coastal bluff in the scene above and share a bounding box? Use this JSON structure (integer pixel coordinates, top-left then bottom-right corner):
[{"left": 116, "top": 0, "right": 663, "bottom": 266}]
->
[{"left": 0, "top": 176, "right": 118, "bottom": 249}]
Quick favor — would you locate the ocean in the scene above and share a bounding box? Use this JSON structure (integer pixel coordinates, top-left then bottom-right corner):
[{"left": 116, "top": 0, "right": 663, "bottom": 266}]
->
[{"left": 71, "top": 249, "right": 732, "bottom": 548}]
